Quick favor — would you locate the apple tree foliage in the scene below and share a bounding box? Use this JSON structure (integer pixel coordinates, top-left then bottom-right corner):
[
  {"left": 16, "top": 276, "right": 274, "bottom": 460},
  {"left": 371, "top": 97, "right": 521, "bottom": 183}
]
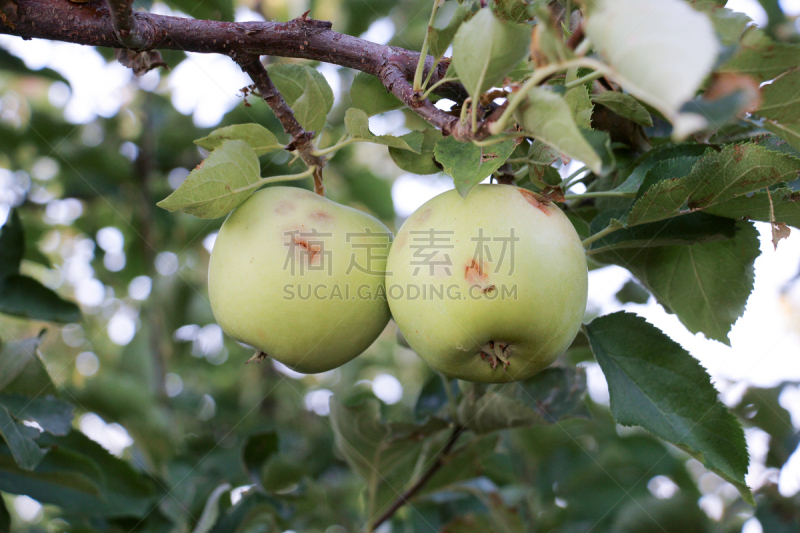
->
[{"left": 1, "top": 0, "right": 800, "bottom": 531}]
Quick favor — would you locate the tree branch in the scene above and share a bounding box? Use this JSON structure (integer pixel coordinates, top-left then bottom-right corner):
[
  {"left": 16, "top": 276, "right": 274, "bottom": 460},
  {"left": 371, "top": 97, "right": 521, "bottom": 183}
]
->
[
  {"left": 368, "top": 424, "right": 465, "bottom": 532},
  {"left": 237, "top": 54, "right": 326, "bottom": 195},
  {"left": 105, "top": 0, "right": 143, "bottom": 48},
  {"left": 0, "top": 0, "right": 465, "bottom": 101}
]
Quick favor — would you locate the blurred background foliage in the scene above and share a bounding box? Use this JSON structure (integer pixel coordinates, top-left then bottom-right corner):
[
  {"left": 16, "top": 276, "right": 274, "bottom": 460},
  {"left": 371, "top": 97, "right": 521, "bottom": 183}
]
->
[{"left": 1, "top": 0, "right": 800, "bottom": 532}]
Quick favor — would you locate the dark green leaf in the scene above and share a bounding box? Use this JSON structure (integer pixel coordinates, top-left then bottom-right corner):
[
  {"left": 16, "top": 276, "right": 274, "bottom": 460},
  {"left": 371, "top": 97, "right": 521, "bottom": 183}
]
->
[
  {"left": 594, "top": 221, "right": 759, "bottom": 345},
  {"left": 268, "top": 64, "right": 334, "bottom": 137},
  {"left": 0, "top": 405, "right": 47, "bottom": 470},
  {"left": 0, "top": 48, "right": 69, "bottom": 85},
  {"left": 157, "top": 140, "right": 262, "bottom": 219},
  {"left": 757, "top": 68, "right": 800, "bottom": 152},
  {"left": 0, "top": 209, "right": 23, "bottom": 279},
  {"left": 389, "top": 128, "right": 443, "bottom": 175},
  {"left": 611, "top": 143, "right": 708, "bottom": 196},
  {"left": 565, "top": 74, "right": 593, "bottom": 130},
  {"left": 586, "top": 312, "right": 752, "bottom": 503},
  {"left": 588, "top": 212, "right": 739, "bottom": 254},
  {"left": 514, "top": 367, "right": 590, "bottom": 421},
  {"left": 592, "top": 92, "right": 653, "bottom": 127},
  {"left": 414, "top": 375, "right": 457, "bottom": 421},
  {"left": 209, "top": 491, "right": 279, "bottom": 533},
  {"left": 451, "top": 9, "right": 531, "bottom": 99},
  {"left": 329, "top": 396, "right": 448, "bottom": 521},
  {"left": 706, "top": 187, "right": 800, "bottom": 228},
  {"left": 349, "top": 72, "right": 404, "bottom": 116},
  {"left": 434, "top": 137, "right": 516, "bottom": 197},
  {"left": 242, "top": 431, "right": 279, "bottom": 483},
  {"left": 0, "top": 493, "right": 9, "bottom": 533},
  {"left": 0, "top": 274, "right": 81, "bottom": 323},
  {"left": 0, "top": 394, "right": 73, "bottom": 436},
  {"left": 615, "top": 279, "right": 650, "bottom": 305},
  {"left": 0, "top": 332, "right": 54, "bottom": 396},
  {"left": 194, "top": 124, "right": 283, "bottom": 156},
  {"left": 628, "top": 143, "right": 800, "bottom": 226}
]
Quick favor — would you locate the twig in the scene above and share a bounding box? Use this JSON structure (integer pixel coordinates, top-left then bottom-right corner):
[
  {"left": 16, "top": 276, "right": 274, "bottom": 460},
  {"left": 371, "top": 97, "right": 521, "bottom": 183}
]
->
[
  {"left": 237, "top": 55, "right": 326, "bottom": 195},
  {"left": 105, "top": 0, "right": 144, "bottom": 49},
  {"left": 368, "top": 425, "right": 465, "bottom": 532}
]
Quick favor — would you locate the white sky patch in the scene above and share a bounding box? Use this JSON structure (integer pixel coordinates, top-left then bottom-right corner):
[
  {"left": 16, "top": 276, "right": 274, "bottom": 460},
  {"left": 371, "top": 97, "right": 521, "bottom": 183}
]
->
[
  {"left": 79, "top": 413, "right": 134, "bottom": 457},
  {"left": 360, "top": 17, "right": 396, "bottom": 45},
  {"left": 372, "top": 373, "right": 403, "bottom": 404}
]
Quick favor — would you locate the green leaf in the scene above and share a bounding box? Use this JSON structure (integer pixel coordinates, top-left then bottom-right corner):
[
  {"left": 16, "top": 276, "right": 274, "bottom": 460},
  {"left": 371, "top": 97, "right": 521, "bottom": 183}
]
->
[
  {"left": 209, "top": 491, "right": 279, "bottom": 533},
  {"left": 0, "top": 212, "right": 80, "bottom": 323},
  {"left": 268, "top": 64, "right": 334, "bottom": 137},
  {"left": 242, "top": 431, "right": 279, "bottom": 484},
  {"left": 565, "top": 81, "right": 593, "bottom": 130},
  {"left": 451, "top": 8, "right": 531, "bottom": 99},
  {"left": 611, "top": 143, "right": 708, "bottom": 196},
  {"left": 0, "top": 209, "right": 23, "bottom": 279},
  {"left": 628, "top": 143, "right": 800, "bottom": 226},
  {"left": 389, "top": 128, "right": 443, "bottom": 175},
  {"left": 514, "top": 367, "right": 590, "bottom": 422},
  {"left": 194, "top": 124, "right": 283, "bottom": 156},
  {"left": 157, "top": 140, "right": 262, "bottom": 219},
  {"left": 429, "top": 2, "right": 476, "bottom": 58},
  {"left": 433, "top": 137, "right": 517, "bottom": 196},
  {"left": 0, "top": 430, "right": 157, "bottom": 517},
  {"left": 615, "top": 279, "right": 650, "bottom": 305},
  {"left": 329, "top": 396, "right": 448, "bottom": 521},
  {"left": 344, "top": 108, "right": 424, "bottom": 151},
  {"left": 349, "top": 72, "right": 404, "bottom": 116},
  {"left": 719, "top": 28, "right": 800, "bottom": 82},
  {"left": 414, "top": 375, "right": 456, "bottom": 422},
  {"left": 0, "top": 405, "right": 47, "bottom": 471},
  {"left": 0, "top": 494, "right": 9, "bottom": 533},
  {"left": 0, "top": 332, "right": 56, "bottom": 397},
  {"left": 0, "top": 48, "right": 69, "bottom": 85},
  {"left": 586, "top": 0, "right": 719, "bottom": 137},
  {"left": 757, "top": 68, "right": 800, "bottom": 152},
  {"left": 0, "top": 394, "right": 73, "bottom": 436},
  {"left": 192, "top": 483, "right": 232, "bottom": 533},
  {"left": 0, "top": 275, "right": 81, "bottom": 323},
  {"left": 515, "top": 87, "right": 603, "bottom": 173},
  {"left": 705, "top": 187, "right": 800, "bottom": 228},
  {"left": 585, "top": 312, "right": 752, "bottom": 503},
  {"left": 594, "top": 222, "right": 759, "bottom": 345},
  {"left": 588, "top": 212, "right": 738, "bottom": 254},
  {"left": 591, "top": 92, "right": 653, "bottom": 127}
]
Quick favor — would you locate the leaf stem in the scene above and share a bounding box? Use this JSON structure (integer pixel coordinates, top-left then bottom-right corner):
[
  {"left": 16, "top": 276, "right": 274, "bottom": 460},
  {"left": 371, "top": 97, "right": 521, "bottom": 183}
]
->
[
  {"left": 489, "top": 57, "right": 612, "bottom": 135},
  {"left": 564, "top": 69, "right": 605, "bottom": 89},
  {"left": 421, "top": 76, "right": 458, "bottom": 100},
  {"left": 312, "top": 137, "right": 356, "bottom": 156},
  {"left": 564, "top": 191, "right": 635, "bottom": 200},
  {"left": 560, "top": 165, "right": 589, "bottom": 189},
  {"left": 582, "top": 223, "right": 622, "bottom": 248},
  {"left": 368, "top": 424, "right": 465, "bottom": 532},
  {"left": 259, "top": 165, "right": 317, "bottom": 187},
  {"left": 413, "top": 0, "right": 443, "bottom": 93}
]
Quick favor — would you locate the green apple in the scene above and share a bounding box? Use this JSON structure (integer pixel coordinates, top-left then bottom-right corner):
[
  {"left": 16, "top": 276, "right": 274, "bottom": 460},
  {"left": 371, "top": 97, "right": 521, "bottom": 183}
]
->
[
  {"left": 386, "top": 184, "right": 587, "bottom": 383},
  {"left": 208, "top": 186, "right": 392, "bottom": 374}
]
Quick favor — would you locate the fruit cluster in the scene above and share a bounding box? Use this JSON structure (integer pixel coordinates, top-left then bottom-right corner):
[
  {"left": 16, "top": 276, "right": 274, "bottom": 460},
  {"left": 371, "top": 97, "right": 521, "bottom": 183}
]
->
[{"left": 208, "top": 184, "right": 588, "bottom": 383}]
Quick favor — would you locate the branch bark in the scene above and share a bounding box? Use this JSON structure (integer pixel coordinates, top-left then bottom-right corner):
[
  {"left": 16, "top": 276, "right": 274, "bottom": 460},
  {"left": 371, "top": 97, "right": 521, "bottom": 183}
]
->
[
  {"left": 368, "top": 424, "right": 465, "bottom": 532},
  {"left": 0, "top": 0, "right": 466, "bottom": 102},
  {"left": 105, "top": 0, "right": 143, "bottom": 48},
  {"left": 237, "top": 55, "right": 326, "bottom": 195}
]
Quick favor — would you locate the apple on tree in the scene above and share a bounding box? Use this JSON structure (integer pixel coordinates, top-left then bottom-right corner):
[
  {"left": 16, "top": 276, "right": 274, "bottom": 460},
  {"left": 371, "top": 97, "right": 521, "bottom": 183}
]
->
[
  {"left": 208, "top": 186, "right": 393, "bottom": 374},
  {"left": 386, "top": 184, "right": 588, "bottom": 383}
]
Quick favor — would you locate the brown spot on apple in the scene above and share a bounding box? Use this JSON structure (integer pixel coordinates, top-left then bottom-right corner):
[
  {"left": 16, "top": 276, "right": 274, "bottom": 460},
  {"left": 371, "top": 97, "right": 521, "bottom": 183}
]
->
[{"left": 519, "top": 189, "right": 551, "bottom": 216}]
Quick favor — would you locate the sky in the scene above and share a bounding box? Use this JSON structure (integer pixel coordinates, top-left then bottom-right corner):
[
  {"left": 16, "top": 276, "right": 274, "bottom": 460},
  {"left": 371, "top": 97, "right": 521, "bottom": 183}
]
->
[{"left": 2, "top": 0, "right": 800, "bottom": 528}]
